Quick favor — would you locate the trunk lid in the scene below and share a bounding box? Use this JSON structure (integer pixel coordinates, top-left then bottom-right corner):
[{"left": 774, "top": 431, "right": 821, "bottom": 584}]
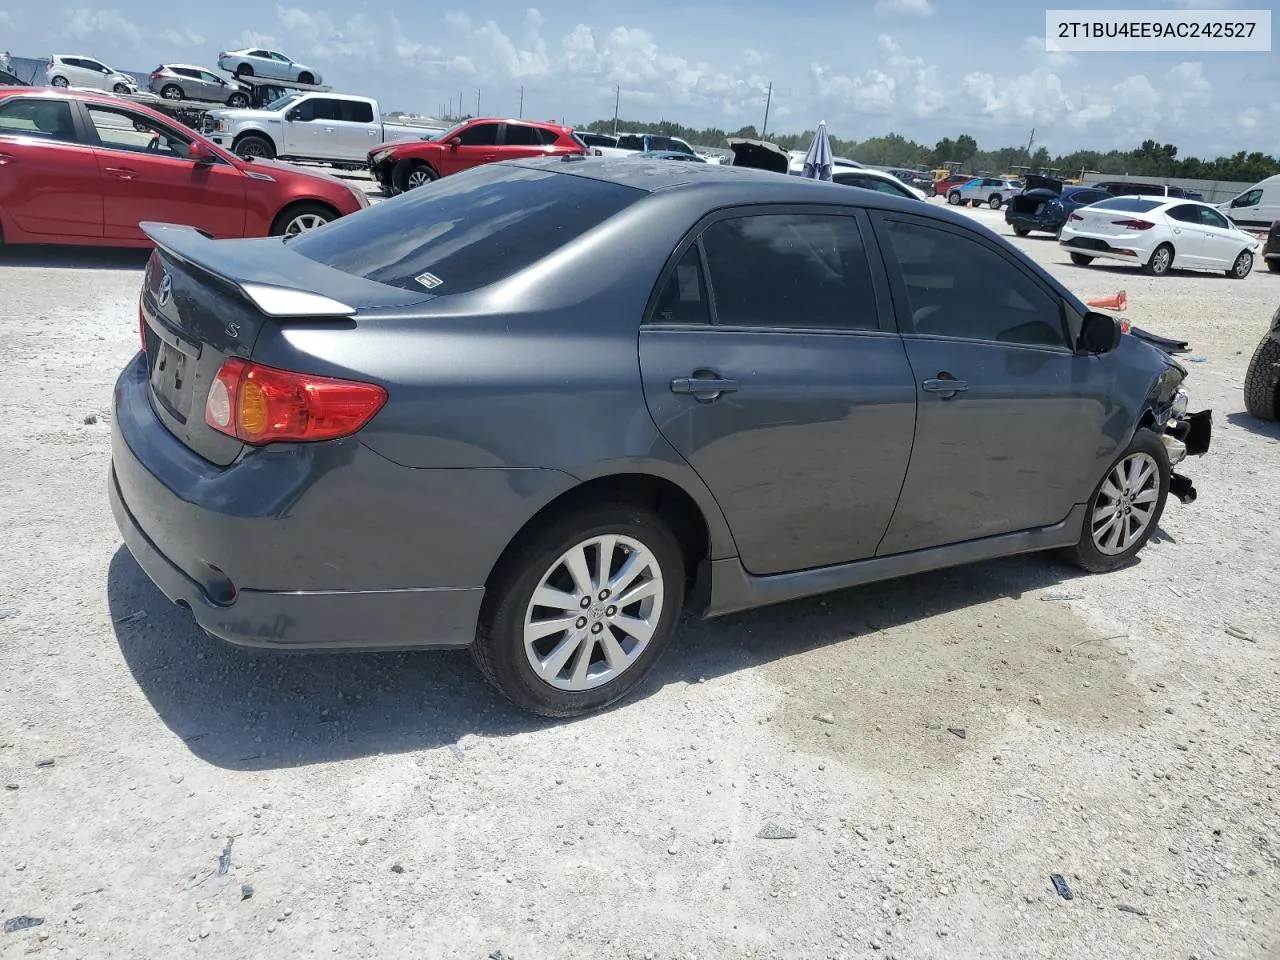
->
[
  {"left": 1068, "top": 199, "right": 1165, "bottom": 237},
  {"left": 138, "top": 222, "right": 432, "bottom": 466},
  {"left": 1022, "top": 174, "right": 1062, "bottom": 194},
  {"left": 727, "top": 138, "right": 790, "bottom": 175}
]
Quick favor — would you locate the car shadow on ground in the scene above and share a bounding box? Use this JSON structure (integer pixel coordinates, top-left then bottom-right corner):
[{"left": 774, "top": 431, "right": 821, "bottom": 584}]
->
[
  {"left": 1225, "top": 410, "right": 1280, "bottom": 440},
  {"left": 108, "top": 543, "right": 1120, "bottom": 772},
  {"left": 0, "top": 246, "right": 151, "bottom": 270}
]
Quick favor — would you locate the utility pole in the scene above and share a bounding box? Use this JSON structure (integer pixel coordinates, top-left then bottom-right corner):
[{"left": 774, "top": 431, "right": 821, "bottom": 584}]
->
[
  {"left": 761, "top": 81, "right": 772, "bottom": 138},
  {"left": 612, "top": 85, "right": 620, "bottom": 134},
  {"left": 518, "top": 85, "right": 524, "bottom": 118},
  {"left": 476, "top": 88, "right": 481, "bottom": 117},
  {"left": 1024, "top": 126, "right": 1035, "bottom": 158}
]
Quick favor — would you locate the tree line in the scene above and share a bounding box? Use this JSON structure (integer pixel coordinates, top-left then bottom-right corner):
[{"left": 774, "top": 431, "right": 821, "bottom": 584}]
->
[{"left": 579, "top": 118, "right": 1279, "bottom": 183}]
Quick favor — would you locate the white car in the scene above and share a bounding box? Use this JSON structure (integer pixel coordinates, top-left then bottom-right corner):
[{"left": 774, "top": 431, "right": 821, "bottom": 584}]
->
[
  {"left": 45, "top": 54, "right": 137, "bottom": 94},
  {"left": 216, "top": 48, "right": 322, "bottom": 86},
  {"left": 1060, "top": 195, "right": 1261, "bottom": 278},
  {"left": 828, "top": 167, "right": 927, "bottom": 201}
]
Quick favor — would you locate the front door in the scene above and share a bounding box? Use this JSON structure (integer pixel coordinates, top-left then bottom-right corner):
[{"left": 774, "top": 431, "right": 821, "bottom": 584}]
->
[
  {"left": 1164, "top": 203, "right": 1208, "bottom": 266},
  {"left": 0, "top": 96, "right": 103, "bottom": 238},
  {"left": 870, "top": 213, "right": 1110, "bottom": 556},
  {"left": 281, "top": 96, "right": 341, "bottom": 159},
  {"left": 436, "top": 121, "right": 500, "bottom": 176},
  {"left": 1196, "top": 205, "right": 1245, "bottom": 268},
  {"left": 638, "top": 208, "right": 918, "bottom": 576},
  {"left": 82, "top": 103, "right": 247, "bottom": 240}
]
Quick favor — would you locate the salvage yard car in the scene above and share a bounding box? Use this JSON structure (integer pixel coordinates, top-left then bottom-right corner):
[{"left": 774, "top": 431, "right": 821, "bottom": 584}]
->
[
  {"left": 1060, "top": 195, "right": 1261, "bottom": 278},
  {"left": 110, "top": 157, "right": 1210, "bottom": 718},
  {"left": 1244, "top": 302, "right": 1280, "bottom": 421},
  {"left": 207, "top": 92, "right": 424, "bottom": 164},
  {"left": 947, "top": 176, "right": 1021, "bottom": 209},
  {"left": 45, "top": 53, "right": 137, "bottom": 94},
  {"left": 1005, "top": 175, "right": 1113, "bottom": 237},
  {"left": 367, "top": 117, "right": 587, "bottom": 193},
  {"left": 0, "top": 88, "right": 368, "bottom": 245},
  {"left": 149, "top": 63, "right": 250, "bottom": 108},
  {"left": 216, "top": 48, "right": 322, "bottom": 86}
]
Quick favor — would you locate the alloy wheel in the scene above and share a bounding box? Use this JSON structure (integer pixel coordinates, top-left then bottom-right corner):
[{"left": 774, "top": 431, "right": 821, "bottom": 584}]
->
[
  {"left": 522, "top": 534, "right": 665, "bottom": 692},
  {"left": 1091, "top": 452, "right": 1160, "bottom": 555},
  {"left": 1233, "top": 251, "right": 1253, "bottom": 278},
  {"left": 1150, "top": 246, "right": 1172, "bottom": 275},
  {"left": 283, "top": 213, "right": 329, "bottom": 236},
  {"left": 406, "top": 168, "right": 432, "bottom": 189},
  {"left": 51, "top": 76, "right": 68, "bottom": 88}
]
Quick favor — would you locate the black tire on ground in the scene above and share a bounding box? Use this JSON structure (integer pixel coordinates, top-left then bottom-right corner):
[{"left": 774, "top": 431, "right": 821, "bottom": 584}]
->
[
  {"left": 1243, "top": 333, "right": 1280, "bottom": 421},
  {"left": 1013, "top": 227, "right": 1030, "bottom": 237},
  {"left": 233, "top": 133, "right": 275, "bottom": 160},
  {"left": 297, "top": 72, "right": 314, "bottom": 85},
  {"left": 989, "top": 195, "right": 1003, "bottom": 209},
  {"left": 227, "top": 92, "right": 249, "bottom": 108},
  {"left": 1142, "top": 242, "right": 1174, "bottom": 276},
  {"left": 1226, "top": 249, "right": 1253, "bottom": 279},
  {"left": 269, "top": 201, "right": 337, "bottom": 237},
  {"left": 235, "top": 63, "right": 254, "bottom": 78},
  {"left": 160, "top": 84, "right": 183, "bottom": 100},
  {"left": 113, "top": 83, "right": 131, "bottom": 94},
  {"left": 1062, "top": 428, "right": 1170, "bottom": 574},
  {"left": 472, "top": 501, "right": 686, "bottom": 718},
  {"left": 1268, "top": 259, "right": 1280, "bottom": 274},
  {"left": 51, "top": 76, "right": 69, "bottom": 87},
  {"left": 392, "top": 159, "right": 437, "bottom": 192},
  {"left": 1070, "top": 252, "right": 1094, "bottom": 266},
  {"left": 948, "top": 191, "right": 961, "bottom": 205}
]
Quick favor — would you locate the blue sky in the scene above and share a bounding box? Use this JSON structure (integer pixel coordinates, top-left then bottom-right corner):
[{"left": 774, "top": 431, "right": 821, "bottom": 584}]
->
[{"left": 1, "top": 0, "right": 1277, "bottom": 156}]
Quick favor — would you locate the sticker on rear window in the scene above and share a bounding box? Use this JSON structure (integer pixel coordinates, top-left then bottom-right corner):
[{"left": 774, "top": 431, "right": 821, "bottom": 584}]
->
[{"left": 415, "top": 272, "right": 443, "bottom": 290}]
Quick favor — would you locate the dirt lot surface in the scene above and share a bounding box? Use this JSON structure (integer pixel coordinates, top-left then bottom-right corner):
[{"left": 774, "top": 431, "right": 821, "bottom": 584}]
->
[{"left": 1, "top": 199, "right": 1278, "bottom": 960}]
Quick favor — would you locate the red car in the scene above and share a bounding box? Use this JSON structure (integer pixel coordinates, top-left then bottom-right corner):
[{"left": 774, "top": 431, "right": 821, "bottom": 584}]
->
[
  {"left": 934, "top": 174, "right": 975, "bottom": 198},
  {"left": 0, "top": 88, "right": 369, "bottom": 248},
  {"left": 368, "top": 117, "right": 587, "bottom": 195}
]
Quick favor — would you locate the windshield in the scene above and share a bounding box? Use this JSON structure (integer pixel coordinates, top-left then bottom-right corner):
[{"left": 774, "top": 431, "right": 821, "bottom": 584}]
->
[{"left": 647, "top": 136, "right": 693, "bottom": 155}]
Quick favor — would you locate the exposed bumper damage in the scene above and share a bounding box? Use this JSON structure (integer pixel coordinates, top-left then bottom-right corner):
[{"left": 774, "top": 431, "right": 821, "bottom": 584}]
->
[{"left": 1162, "top": 409, "right": 1211, "bottom": 504}]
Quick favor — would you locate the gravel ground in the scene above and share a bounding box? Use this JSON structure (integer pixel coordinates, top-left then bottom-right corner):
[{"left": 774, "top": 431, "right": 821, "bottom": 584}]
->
[{"left": 1, "top": 199, "right": 1277, "bottom": 960}]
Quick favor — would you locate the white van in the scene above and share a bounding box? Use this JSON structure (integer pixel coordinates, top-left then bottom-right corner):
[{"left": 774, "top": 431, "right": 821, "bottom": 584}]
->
[{"left": 1218, "top": 174, "right": 1280, "bottom": 231}]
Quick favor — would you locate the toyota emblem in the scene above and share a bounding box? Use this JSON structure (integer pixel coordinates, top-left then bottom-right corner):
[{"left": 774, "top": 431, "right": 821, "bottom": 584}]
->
[{"left": 158, "top": 272, "right": 172, "bottom": 307}]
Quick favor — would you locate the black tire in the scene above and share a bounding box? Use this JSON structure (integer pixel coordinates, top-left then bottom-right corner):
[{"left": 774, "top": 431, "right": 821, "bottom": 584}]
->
[
  {"left": 1063, "top": 429, "right": 1170, "bottom": 574},
  {"left": 988, "top": 195, "right": 1003, "bottom": 210},
  {"left": 233, "top": 133, "right": 275, "bottom": 160},
  {"left": 50, "top": 75, "right": 69, "bottom": 88},
  {"left": 160, "top": 84, "right": 184, "bottom": 101},
  {"left": 227, "top": 92, "right": 249, "bottom": 108},
  {"left": 472, "top": 502, "right": 686, "bottom": 718},
  {"left": 235, "top": 63, "right": 254, "bottom": 78},
  {"left": 1243, "top": 333, "right": 1280, "bottom": 421},
  {"left": 1142, "top": 242, "right": 1174, "bottom": 276},
  {"left": 297, "top": 72, "right": 314, "bottom": 85},
  {"left": 392, "top": 159, "right": 437, "bottom": 192},
  {"left": 113, "top": 83, "right": 131, "bottom": 94},
  {"left": 1226, "top": 249, "right": 1253, "bottom": 279},
  {"left": 269, "top": 201, "right": 337, "bottom": 237},
  {"left": 948, "top": 191, "right": 961, "bottom": 205},
  {"left": 1013, "top": 227, "right": 1030, "bottom": 237},
  {"left": 1268, "top": 259, "right": 1280, "bottom": 274},
  {"left": 1070, "top": 252, "right": 1094, "bottom": 266}
]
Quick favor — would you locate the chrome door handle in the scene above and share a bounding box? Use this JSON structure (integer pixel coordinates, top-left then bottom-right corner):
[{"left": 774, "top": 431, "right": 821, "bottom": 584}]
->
[
  {"left": 104, "top": 166, "right": 136, "bottom": 179},
  {"left": 0, "top": 152, "right": 12, "bottom": 165},
  {"left": 922, "top": 378, "right": 969, "bottom": 396},
  {"left": 671, "top": 376, "right": 738, "bottom": 400}
]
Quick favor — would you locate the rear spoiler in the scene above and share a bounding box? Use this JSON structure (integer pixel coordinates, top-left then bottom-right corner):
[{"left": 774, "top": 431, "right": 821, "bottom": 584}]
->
[{"left": 140, "top": 221, "right": 433, "bottom": 317}]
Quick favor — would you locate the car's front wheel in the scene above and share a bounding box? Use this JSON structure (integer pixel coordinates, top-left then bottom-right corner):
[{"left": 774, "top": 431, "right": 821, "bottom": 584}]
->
[
  {"left": 227, "top": 92, "right": 249, "bottom": 108},
  {"left": 988, "top": 194, "right": 1003, "bottom": 209},
  {"left": 234, "top": 133, "right": 275, "bottom": 160},
  {"left": 297, "top": 72, "right": 314, "bottom": 85},
  {"left": 948, "top": 191, "right": 961, "bottom": 205},
  {"left": 50, "top": 75, "right": 69, "bottom": 88},
  {"left": 1243, "top": 332, "right": 1280, "bottom": 421},
  {"left": 160, "top": 84, "right": 183, "bottom": 100},
  {"left": 1227, "top": 249, "right": 1253, "bottom": 279},
  {"left": 393, "top": 159, "right": 437, "bottom": 192},
  {"left": 1143, "top": 242, "right": 1174, "bottom": 276},
  {"left": 1013, "top": 227, "right": 1030, "bottom": 236},
  {"left": 1070, "top": 252, "right": 1094, "bottom": 266},
  {"left": 270, "top": 202, "right": 337, "bottom": 237},
  {"left": 1063, "top": 429, "right": 1170, "bottom": 573},
  {"left": 473, "top": 502, "right": 686, "bottom": 717}
]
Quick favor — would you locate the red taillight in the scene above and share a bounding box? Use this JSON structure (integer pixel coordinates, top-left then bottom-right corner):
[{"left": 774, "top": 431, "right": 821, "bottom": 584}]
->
[
  {"left": 205, "top": 357, "right": 387, "bottom": 445},
  {"left": 1111, "top": 218, "right": 1154, "bottom": 230},
  {"left": 1069, "top": 213, "right": 1083, "bottom": 221}
]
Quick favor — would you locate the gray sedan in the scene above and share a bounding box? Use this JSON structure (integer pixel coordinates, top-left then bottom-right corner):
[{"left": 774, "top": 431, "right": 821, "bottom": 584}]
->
[
  {"left": 148, "top": 64, "right": 249, "bottom": 107},
  {"left": 110, "top": 157, "right": 1211, "bottom": 718}
]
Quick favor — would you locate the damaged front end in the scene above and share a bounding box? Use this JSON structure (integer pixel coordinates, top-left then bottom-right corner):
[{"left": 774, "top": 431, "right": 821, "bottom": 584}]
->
[{"left": 1153, "top": 381, "right": 1211, "bottom": 504}]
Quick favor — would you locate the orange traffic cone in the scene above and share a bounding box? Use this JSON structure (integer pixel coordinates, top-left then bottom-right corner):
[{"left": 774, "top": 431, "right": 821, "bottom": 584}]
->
[{"left": 1086, "top": 290, "right": 1127, "bottom": 311}]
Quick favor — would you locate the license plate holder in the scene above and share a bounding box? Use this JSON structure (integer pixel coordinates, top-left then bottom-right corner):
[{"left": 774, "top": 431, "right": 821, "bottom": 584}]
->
[{"left": 149, "top": 339, "right": 193, "bottom": 421}]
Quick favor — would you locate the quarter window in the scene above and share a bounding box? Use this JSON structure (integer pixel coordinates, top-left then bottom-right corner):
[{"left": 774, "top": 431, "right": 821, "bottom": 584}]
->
[
  {"left": 0, "top": 98, "right": 77, "bottom": 143},
  {"left": 651, "top": 245, "right": 711, "bottom": 325},
  {"left": 699, "top": 213, "right": 879, "bottom": 331},
  {"left": 880, "top": 219, "right": 1066, "bottom": 348}
]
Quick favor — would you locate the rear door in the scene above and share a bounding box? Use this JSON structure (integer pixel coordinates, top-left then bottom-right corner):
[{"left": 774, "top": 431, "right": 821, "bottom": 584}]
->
[
  {"left": 638, "top": 206, "right": 918, "bottom": 576},
  {"left": 496, "top": 122, "right": 555, "bottom": 161},
  {"left": 0, "top": 95, "right": 103, "bottom": 238},
  {"left": 82, "top": 102, "right": 246, "bottom": 240},
  {"left": 870, "top": 213, "right": 1109, "bottom": 555},
  {"left": 337, "top": 99, "right": 379, "bottom": 159}
]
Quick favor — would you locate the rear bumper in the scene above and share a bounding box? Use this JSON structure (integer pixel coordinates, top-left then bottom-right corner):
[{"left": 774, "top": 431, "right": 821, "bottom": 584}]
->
[
  {"left": 1005, "top": 206, "right": 1066, "bottom": 232},
  {"left": 1060, "top": 235, "right": 1147, "bottom": 261},
  {"left": 108, "top": 353, "right": 565, "bottom": 651}
]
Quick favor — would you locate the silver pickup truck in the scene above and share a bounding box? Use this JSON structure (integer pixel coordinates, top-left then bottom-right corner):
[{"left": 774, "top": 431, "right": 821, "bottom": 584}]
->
[{"left": 206, "top": 92, "right": 432, "bottom": 167}]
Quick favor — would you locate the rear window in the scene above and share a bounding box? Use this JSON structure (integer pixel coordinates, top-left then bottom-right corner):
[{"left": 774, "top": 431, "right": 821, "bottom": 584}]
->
[
  {"left": 1091, "top": 196, "right": 1165, "bottom": 213},
  {"left": 288, "top": 164, "right": 643, "bottom": 295}
]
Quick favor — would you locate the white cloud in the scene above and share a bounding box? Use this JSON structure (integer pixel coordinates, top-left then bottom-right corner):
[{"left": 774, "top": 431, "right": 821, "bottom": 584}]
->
[
  {"left": 742, "top": 48, "right": 766, "bottom": 66},
  {"left": 0, "top": 11, "right": 12, "bottom": 27},
  {"left": 63, "top": 7, "right": 144, "bottom": 45},
  {"left": 1237, "top": 107, "right": 1261, "bottom": 132},
  {"left": 874, "top": 0, "right": 937, "bottom": 16},
  {"left": 1021, "top": 35, "right": 1077, "bottom": 69},
  {"left": 810, "top": 33, "right": 944, "bottom": 118},
  {"left": 157, "top": 27, "right": 205, "bottom": 47},
  {"left": 444, "top": 11, "right": 472, "bottom": 31}
]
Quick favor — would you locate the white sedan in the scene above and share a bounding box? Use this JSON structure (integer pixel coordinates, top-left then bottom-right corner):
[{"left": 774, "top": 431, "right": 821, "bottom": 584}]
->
[
  {"left": 216, "top": 48, "right": 322, "bottom": 86},
  {"left": 1060, "top": 195, "right": 1261, "bottom": 278}
]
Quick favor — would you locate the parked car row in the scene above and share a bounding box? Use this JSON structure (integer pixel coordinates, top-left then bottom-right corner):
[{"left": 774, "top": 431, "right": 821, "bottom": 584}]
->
[{"left": 45, "top": 54, "right": 138, "bottom": 94}]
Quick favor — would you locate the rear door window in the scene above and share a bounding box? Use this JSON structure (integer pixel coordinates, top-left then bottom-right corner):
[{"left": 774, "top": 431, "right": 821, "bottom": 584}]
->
[
  {"left": 288, "top": 164, "right": 643, "bottom": 295},
  {"left": 0, "top": 98, "right": 77, "bottom": 143},
  {"left": 342, "top": 100, "right": 374, "bottom": 123},
  {"left": 501, "top": 123, "right": 542, "bottom": 146}
]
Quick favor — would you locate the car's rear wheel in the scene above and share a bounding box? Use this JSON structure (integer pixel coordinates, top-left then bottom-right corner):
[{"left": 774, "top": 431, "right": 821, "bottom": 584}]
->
[
  {"left": 393, "top": 159, "right": 437, "bottom": 192},
  {"left": 270, "top": 202, "right": 337, "bottom": 237},
  {"left": 1268, "top": 259, "right": 1280, "bottom": 274},
  {"left": 50, "top": 75, "right": 69, "bottom": 88},
  {"left": 1070, "top": 252, "right": 1094, "bottom": 266},
  {"left": 235, "top": 63, "right": 254, "bottom": 78},
  {"left": 297, "top": 72, "right": 314, "bottom": 85},
  {"left": 1143, "top": 242, "right": 1174, "bottom": 276},
  {"left": 234, "top": 133, "right": 275, "bottom": 160},
  {"left": 1063, "top": 429, "right": 1170, "bottom": 573},
  {"left": 160, "top": 84, "right": 183, "bottom": 100},
  {"left": 1243, "top": 333, "right": 1280, "bottom": 421},
  {"left": 988, "top": 195, "right": 1003, "bottom": 209},
  {"left": 227, "top": 92, "right": 249, "bottom": 108},
  {"left": 948, "top": 191, "right": 961, "bottom": 205},
  {"left": 472, "top": 502, "right": 685, "bottom": 717},
  {"left": 1227, "top": 250, "right": 1253, "bottom": 279},
  {"left": 1013, "top": 227, "right": 1030, "bottom": 236},
  {"left": 113, "top": 83, "right": 131, "bottom": 94}
]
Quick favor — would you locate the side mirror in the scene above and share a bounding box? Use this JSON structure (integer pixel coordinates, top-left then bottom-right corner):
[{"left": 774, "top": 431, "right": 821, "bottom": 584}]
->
[
  {"left": 1078, "top": 310, "right": 1121, "bottom": 354},
  {"left": 447, "top": 136, "right": 461, "bottom": 150},
  {"left": 189, "top": 141, "right": 215, "bottom": 165},
  {"left": 286, "top": 109, "right": 302, "bottom": 121}
]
